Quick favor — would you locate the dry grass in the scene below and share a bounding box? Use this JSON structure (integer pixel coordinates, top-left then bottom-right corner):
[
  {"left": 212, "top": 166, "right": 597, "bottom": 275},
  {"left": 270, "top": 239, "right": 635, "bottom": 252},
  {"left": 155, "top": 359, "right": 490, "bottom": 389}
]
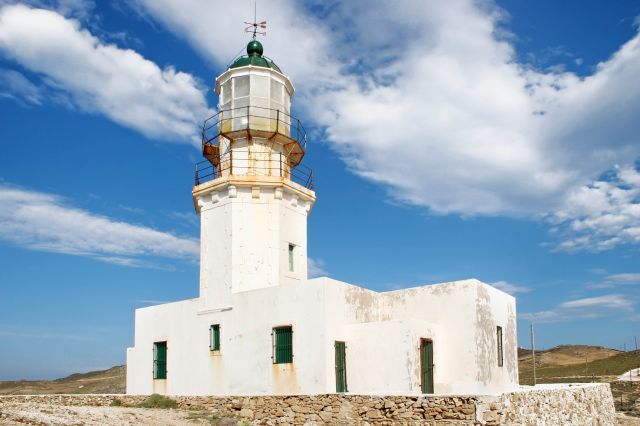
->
[
  {"left": 520, "top": 344, "right": 620, "bottom": 367},
  {"left": 519, "top": 347, "right": 640, "bottom": 385}
]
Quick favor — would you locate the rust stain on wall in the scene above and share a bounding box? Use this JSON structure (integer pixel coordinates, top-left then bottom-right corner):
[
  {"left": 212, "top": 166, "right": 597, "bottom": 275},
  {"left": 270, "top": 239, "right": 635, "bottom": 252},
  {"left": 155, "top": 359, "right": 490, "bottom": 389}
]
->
[{"left": 272, "top": 363, "right": 300, "bottom": 395}]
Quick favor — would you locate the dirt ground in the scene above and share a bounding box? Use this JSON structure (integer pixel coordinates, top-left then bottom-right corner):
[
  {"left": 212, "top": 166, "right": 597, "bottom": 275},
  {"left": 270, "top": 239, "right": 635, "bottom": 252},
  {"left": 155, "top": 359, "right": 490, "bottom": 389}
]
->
[
  {"left": 618, "top": 413, "right": 640, "bottom": 425},
  {"left": 0, "top": 400, "right": 239, "bottom": 425}
]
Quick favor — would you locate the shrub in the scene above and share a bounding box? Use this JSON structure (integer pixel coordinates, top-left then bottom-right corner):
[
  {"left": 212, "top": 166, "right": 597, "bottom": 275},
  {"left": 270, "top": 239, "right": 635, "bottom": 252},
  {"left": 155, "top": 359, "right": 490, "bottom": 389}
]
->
[{"left": 137, "top": 393, "right": 178, "bottom": 409}]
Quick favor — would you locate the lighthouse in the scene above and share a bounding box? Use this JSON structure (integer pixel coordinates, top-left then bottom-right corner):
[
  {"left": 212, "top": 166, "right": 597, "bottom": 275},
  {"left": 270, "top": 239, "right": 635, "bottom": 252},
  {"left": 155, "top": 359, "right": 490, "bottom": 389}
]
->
[
  {"left": 194, "top": 38, "right": 315, "bottom": 308},
  {"left": 127, "top": 36, "right": 519, "bottom": 397}
]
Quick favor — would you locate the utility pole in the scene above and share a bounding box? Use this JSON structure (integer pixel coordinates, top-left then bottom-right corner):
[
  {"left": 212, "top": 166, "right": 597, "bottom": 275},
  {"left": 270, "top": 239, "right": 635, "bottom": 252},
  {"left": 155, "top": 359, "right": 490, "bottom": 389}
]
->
[
  {"left": 530, "top": 322, "right": 536, "bottom": 386},
  {"left": 584, "top": 355, "right": 588, "bottom": 379},
  {"left": 635, "top": 336, "right": 637, "bottom": 352}
]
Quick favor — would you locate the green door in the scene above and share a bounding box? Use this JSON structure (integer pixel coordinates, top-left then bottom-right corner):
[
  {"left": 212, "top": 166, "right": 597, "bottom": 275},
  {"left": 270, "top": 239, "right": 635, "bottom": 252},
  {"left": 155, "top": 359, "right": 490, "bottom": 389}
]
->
[
  {"left": 335, "top": 341, "right": 347, "bottom": 393},
  {"left": 420, "top": 339, "right": 434, "bottom": 393},
  {"left": 153, "top": 341, "right": 167, "bottom": 379}
]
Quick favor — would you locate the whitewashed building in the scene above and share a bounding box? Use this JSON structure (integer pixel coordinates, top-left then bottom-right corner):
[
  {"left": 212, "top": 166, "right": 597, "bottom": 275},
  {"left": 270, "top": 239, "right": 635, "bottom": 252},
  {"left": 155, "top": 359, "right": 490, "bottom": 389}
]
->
[{"left": 126, "top": 39, "right": 519, "bottom": 396}]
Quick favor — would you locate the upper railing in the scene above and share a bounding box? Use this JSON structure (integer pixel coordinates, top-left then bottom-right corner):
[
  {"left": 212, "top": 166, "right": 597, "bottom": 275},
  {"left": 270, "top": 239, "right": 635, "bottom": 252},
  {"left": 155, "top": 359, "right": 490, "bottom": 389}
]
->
[{"left": 201, "top": 106, "right": 307, "bottom": 152}]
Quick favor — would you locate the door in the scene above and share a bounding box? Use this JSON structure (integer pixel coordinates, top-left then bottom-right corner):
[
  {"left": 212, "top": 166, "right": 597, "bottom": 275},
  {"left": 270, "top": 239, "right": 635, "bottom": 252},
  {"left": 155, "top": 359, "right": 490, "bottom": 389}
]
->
[
  {"left": 335, "top": 341, "right": 347, "bottom": 393},
  {"left": 420, "top": 338, "right": 434, "bottom": 393},
  {"left": 153, "top": 341, "right": 167, "bottom": 380}
]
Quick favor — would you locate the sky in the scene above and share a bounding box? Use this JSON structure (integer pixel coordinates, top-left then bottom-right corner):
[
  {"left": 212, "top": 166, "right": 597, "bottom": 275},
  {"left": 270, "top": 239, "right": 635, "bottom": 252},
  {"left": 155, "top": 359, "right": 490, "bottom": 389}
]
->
[{"left": 0, "top": 0, "right": 639, "bottom": 380}]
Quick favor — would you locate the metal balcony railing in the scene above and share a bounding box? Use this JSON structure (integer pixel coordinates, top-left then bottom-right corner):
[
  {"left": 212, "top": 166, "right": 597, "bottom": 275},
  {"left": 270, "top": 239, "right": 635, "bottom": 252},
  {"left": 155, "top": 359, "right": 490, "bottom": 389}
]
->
[
  {"left": 195, "top": 152, "right": 314, "bottom": 190},
  {"left": 201, "top": 106, "right": 307, "bottom": 152},
  {"left": 197, "top": 106, "right": 313, "bottom": 189}
]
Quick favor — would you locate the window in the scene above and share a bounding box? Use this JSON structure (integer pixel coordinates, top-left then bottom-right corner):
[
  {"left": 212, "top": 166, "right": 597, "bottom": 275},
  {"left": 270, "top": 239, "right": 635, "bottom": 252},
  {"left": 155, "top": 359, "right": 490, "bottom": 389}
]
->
[
  {"left": 288, "top": 244, "right": 295, "bottom": 272},
  {"left": 221, "top": 79, "right": 232, "bottom": 105},
  {"left": 153, "top": 341, "right": 167, "bottom": 379},
  {"left": 234, "top": 75, "right": 250, "bottom": 97},
  {"left": 233, "top": 76, "right": 250, "bottom": 130},
  {"left": 497, "top": 326, "right": 504, "bottom": 367},
  {"left": 210, "top": 324, "right": 220, "bottom": 351},
  {"left": 272, "top": 326, "right": 293, "bottom": 364}
]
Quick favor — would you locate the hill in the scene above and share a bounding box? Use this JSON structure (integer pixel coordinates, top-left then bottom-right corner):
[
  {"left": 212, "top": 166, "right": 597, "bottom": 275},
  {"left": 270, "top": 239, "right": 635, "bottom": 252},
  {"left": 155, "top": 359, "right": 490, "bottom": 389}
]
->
[
  {"left": 518, "top": 345, "right": 637, "bottom": 384},
  {"left": 0, "top": 365, "right": 125, "bottom": 395}
]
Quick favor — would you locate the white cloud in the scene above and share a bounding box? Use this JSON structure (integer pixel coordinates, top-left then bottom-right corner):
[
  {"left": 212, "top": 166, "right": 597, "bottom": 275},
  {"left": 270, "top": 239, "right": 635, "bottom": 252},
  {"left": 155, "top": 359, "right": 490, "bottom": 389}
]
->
[
  {"left": 0, "top": 0, "right": 96, "bottom": 20},
  {"left": 551, "top": 166, "right": 640, "bottom": 252},
  {"left": 0, "top": 184, "right": 199, "bottom": 266},
  {"left": 520, "top": 294, "right": 634, "bottom": 323},
  {"left": 588, "top": 272, "right": 640, "bottom": 289},
  {"left": 559, "top": 294, "right": 632, "bottom": 310},
  {"left": 0, "top": 68, "right": 43, "bottom": 105},
  {"left": 308, "top": 257, "right": 329, "bottom": 278},
  {"left": 608, "top": 273, "right": 640, "bottom": 284},
  {"left": 130, "top": 0, "right": 640, "bottom": 251},
  {"left": 0, "top": 4, "right": 211, "bottom": 142},
  {"left": 490, "top": 280, "right": 531, "bottom": 295}
]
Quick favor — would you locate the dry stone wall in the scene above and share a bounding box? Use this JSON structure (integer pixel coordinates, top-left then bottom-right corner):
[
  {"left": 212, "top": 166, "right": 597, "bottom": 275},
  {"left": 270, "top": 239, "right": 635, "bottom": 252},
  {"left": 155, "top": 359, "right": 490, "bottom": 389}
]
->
[{"left": 0, "top": 383, "right": 615, "bottom": 425}]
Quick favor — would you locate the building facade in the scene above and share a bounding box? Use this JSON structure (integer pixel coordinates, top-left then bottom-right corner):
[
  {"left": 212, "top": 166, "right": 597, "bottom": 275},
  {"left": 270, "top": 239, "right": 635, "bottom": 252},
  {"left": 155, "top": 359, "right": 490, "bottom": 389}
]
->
[{"left": 126, "top": 39, "right": 519, "bottom": 396}]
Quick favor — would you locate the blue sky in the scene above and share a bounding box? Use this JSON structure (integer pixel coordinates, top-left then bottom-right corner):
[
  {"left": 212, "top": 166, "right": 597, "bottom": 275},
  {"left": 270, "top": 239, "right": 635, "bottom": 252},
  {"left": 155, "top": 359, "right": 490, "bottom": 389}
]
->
[{"left": 0, "top": 0, "right": 639, "bottom": 380}]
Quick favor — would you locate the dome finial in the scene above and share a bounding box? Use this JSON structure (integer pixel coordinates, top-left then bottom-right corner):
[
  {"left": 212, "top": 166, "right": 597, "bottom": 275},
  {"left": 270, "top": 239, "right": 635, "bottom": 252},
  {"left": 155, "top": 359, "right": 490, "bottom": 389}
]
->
[{"left": 247, "top": 39, "right": 263, "bottom": 56}]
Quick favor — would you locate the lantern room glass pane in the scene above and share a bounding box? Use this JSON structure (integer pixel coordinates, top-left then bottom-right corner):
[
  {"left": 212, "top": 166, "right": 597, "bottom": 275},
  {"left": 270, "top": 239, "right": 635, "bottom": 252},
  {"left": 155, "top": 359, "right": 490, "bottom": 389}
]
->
[
  {"left": 234, "top": 75, "right": 250, "bottom": 98},
  {"left": 271, "top": 79, "right": 283, "bottom": 104},
  {"left": 221, "top": 79, "right": 231, "bottom": 104},
  {"left": 251, "top": 75, "right": 269, "bottom": 98},
  {"left": 233, "top": 97, "right": 249, "bottom": 130},
  {"left": 284, "top": 97, "right": 291, "bottom": 115},
  {"left": 251, "top": 96, "right": 270, "bottom": 110}
]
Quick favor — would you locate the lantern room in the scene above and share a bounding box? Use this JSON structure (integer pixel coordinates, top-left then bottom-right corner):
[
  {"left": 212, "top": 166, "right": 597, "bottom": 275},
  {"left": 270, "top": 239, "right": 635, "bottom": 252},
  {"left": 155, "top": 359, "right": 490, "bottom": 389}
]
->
[{"left": 197, "top": 40, "right": 310, "bottom": 189}]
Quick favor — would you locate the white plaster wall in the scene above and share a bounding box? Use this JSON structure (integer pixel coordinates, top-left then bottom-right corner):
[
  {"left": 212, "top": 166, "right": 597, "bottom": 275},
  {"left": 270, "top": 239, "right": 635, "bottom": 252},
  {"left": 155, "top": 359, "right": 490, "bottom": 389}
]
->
[
  {"left": 127, "top": 278, "right": 518, "bottom": 396},
  {"left": 127, "top": 281, "right": 329, "bottom": 396},
  {"left": 198, "top": 191, "right": 233, "bottom": 308},
  {"left": 473, "top": 282, "right": 519, "bottom": 393},
  {"left": 380, "top": 280, "right": 487, "bottom": 394},
  {"left": 196, "top": 181, "right": 313, "bottom": 307},
  {"left": 312, "top": 277, "right": 518, "bottom": 395},
  {"left": 342, "top": 319, "right": 437, "bottom": 394}
]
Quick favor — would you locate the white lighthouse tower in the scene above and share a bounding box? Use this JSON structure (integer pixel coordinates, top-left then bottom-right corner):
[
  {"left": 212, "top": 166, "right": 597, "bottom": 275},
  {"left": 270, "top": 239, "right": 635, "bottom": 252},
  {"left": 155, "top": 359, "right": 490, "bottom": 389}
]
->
[
  {"left": 194, "top": 37, "right": 315, "bottom": 308},
  {"left": 127, "top": 36, "right": 519, "bottom": 397}
]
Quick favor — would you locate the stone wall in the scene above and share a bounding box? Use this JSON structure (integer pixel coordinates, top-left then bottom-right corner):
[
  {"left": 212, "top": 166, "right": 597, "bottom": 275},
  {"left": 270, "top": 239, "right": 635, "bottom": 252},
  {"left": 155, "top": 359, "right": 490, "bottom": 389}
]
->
[{"left": 0, "top": 383, "right": 615, "bottom": 425}]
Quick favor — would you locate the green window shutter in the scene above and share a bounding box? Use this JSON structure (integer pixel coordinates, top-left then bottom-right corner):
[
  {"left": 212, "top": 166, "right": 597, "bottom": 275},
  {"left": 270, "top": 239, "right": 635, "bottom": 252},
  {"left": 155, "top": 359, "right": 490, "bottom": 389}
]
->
[
  {"left": 153, "top": 341, "right": 167, "bottom": 379},
  {"left": 420, "top": 339, "right": 434, "bottom": 394},
  {"left": 335, "top": 341, "right": 347, "bottom": 393},
  {"left": 497, "top": 326, "right": 504, "bottom": 367},
  {"left": 210, "top": 325, "right": 220, "bottom": 351},
  {"left": 273, "top": 326, "right": 293, "bottom": 364}
]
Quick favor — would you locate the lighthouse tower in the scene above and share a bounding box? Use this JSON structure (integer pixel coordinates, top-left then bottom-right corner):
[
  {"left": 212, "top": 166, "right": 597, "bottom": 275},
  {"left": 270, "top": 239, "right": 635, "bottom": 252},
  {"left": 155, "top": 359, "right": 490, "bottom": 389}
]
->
[{"left": 193, "top": 39, "right": 316, "bottom": 308}]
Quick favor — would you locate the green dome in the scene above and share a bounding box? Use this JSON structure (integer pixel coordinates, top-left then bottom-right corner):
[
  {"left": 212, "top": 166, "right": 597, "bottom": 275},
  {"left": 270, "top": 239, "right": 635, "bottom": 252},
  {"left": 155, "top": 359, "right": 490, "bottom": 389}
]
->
[{"left": 228, "top": 40, "right": 282, "bottom": 73}]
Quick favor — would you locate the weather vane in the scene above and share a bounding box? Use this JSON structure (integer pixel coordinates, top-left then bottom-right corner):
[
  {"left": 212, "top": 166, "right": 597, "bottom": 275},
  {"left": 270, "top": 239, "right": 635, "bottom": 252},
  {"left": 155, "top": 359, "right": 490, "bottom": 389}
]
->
[{"left": 244, "top": 2, "right": 266, "bottom": 39}]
